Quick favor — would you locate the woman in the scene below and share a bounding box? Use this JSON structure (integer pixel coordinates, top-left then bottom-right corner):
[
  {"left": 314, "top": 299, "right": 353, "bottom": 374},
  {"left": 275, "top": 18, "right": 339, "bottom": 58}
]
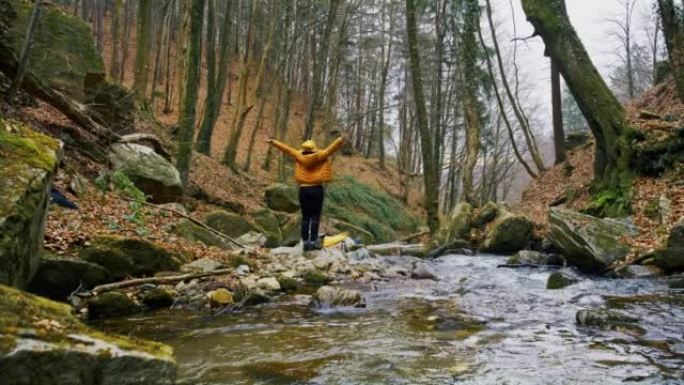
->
[{"left": 267, "top": 135, "right": 346, "bottom": 251}]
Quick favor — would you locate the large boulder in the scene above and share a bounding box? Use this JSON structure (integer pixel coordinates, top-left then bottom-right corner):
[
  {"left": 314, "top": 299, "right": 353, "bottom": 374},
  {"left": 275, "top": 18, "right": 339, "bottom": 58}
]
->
[
  {"left": 0, "top": 120, "right": 62, "bottom": 289},
  {"left": 279, "top": 213, "right": 301, "bottom": 246},
  {"left": 251, "top": 208, "right": 282, "bottom": 247},
  {"left": 548, "top": 208, "right": 638, "bottom": 273},
  {"left": 80, "top": 236, "right": 183, "bottom": 280},
  {"left": 204, "top": 210, "right": 255, "bottom": 238},
  {"left": 653, "top": 219, "right": 684, "bottom": 272},
  {"left": 481, "top": 208, "right": 534, "bottom": 254},
  {"left": 108, "top": 143, "right": 183, "bottom": 203},
  {"left": 471, "top": 201, "right": 499, "bottom": 228},
  {"left": 168, "top": 219, "right": 236, "bottom": 250},
  {"left": 0, "top": 284, "right": 176, "bottom": 384},
  {"left": 265, "top": 184, "right": 299, "bottom": 213},
  {"left": 27, "top": 254, "right": 110, "bottom": 300},
  {"left": 434, "top": 202, "right": 472, "bottom": 246}
]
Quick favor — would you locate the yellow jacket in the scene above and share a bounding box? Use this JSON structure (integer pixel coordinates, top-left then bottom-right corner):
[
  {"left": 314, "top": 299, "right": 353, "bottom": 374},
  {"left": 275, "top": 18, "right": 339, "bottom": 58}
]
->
[{"left": 272, "top": 137, "right": 345, "bottom": 185}]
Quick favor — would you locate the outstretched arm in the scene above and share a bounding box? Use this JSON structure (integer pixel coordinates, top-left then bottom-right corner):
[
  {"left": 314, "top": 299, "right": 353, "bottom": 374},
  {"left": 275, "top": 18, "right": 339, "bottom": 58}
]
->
[
  {"left": 317, "top": 136, "right": 346, "bottom": 160},
  {"left": 268, "top": 139, "right": 297, "bottom": 158}
]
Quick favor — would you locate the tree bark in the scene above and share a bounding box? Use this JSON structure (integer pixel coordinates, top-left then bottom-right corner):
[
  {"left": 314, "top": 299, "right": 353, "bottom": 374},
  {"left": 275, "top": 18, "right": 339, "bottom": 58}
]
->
[
  {"left": 109, "top": 0, "right": 122, "bottom": 81},
  {"left": 405, "top": 0, "right": 439, "bottom": 234},
  {"left": 658, "top": 0, "right": 684, "bottom": 102},
  {"left": 133, "top": 0, "right": 152, "bottom": 103},
  {"left": 551, "top": 59, "right": 566, "bottom": 165},
  {"left": 522, "top": 0, "right": 629, "bottom": 192},
  {"left": 176, "top": 0, "right": 204, "bottom": 187},
  {"left": 8, "top": 0, "right": 41, "bottom": 99}
]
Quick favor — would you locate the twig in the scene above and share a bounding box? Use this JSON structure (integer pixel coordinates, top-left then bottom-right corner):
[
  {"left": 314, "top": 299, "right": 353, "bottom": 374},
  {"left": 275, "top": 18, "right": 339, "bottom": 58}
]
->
[
  {"left": 89, "top": 268, "right": 235, "bottom": 295},
  {"left": 122, "top": 197, "right": 245, "bottom": 248}
]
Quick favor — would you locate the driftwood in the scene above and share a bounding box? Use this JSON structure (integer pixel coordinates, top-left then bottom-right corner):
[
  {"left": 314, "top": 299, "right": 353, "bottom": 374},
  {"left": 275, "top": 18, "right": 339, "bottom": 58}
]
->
[
  {"left": 90, "top": 268, "right": 234, "bottom": 295},
  {"left": 123, "top": 197, "right": 245, "bottom": 248},
  {"left": 399, "top": 230, "right": 430, "bottom": 243},
  {"left": 366, "top": 243, "right": 424, "bottom": 257}
]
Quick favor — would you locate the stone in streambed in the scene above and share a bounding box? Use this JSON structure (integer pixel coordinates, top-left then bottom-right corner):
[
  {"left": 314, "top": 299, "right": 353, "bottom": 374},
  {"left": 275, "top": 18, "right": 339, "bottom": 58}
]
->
[
  {"left": 481, "top": 208, "right": 534, "bottom": 254},
  {"left": 411, "top": 262, "right": 438, "bottom": 280},
  {"left": 140, "top": 287, "right": 176, "bottom": 310},
  {"left": 87, "top": 291, "right": 142, "bottom": 319},
  {"left": 506, "top": 250, "right": 564, "bottom": 266},
  {"left": 576, "top": 309, "right": 644, "bottom": 335},
  {"left": 615, "top": 264, "right": 664, "bottom": 279},
  {"left": 28, "top": 254, "right": 110, "bottom": 300},
  {"left": 310, "top": 286, "right": 366, "bottom": 308},
  {"left": 207, "top": 288, "right": 234, "bottom": 307},
  {"left": 547, "top": 271, "right": 579, "bottom": 290},
  {"left": 257, "top": 277, "right": 281, "bottom": 292},
  {"left": 653, "top": 219, "right": 684, "bottom": 272},
  {"left": 181, "top": 258, "right": 225, "bottom": 274}
]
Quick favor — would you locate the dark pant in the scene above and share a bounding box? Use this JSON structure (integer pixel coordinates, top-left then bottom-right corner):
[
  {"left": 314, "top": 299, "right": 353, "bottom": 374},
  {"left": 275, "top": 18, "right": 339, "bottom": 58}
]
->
[{"left": 299, "top": 185, "right": 324, "bottom": 243}]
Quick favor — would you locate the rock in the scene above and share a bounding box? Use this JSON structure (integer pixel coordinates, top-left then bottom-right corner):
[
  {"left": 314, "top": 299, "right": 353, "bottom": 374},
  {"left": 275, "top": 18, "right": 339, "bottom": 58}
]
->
[
  {"left": 80, "top": 236, "right": 183, "bottom": 280},
  {"left": 279, "top": 214, "right": 302, "bottom": 246},
  {"left": 234, "top": 288, "right": 271, "bottom": 306},
  {"left": 0, "top": 285, "right": 176, "bottom": 384},
  {"left": 108, "top": 143, "right": 183, "bottom": 203},
  {"left": 653, "top": 219, "right": 684, "bottom": 272},
  {"left": 0, "top": 121, "right": 62, "bottom": 289},
  {"left": 547, "top": 208, "right": 638, "bottom": 273},
  {"left": 658, "top": 194, "right": 671, "bottom": 225},
  {"left": 265, "top": 184, "right": 300, "bottom": 213},
  {"left": 506, "top": 250, "right": 563, "bottom": 266},
  {"left": 310, "top": 286, "right": 366, "bottom": 308},
  {"left": 547, "top": 271, "right": 579, "bottom": 289},
  {"left": 257, "top": 277, "right": 281, "bottom": 291},
  {"left": 181, "top": 258, "right": 225, "bottom": 274},
  {"left": 277, "top": 276, "right": 299, "bottom": 292},
  {"left": 347, "top": 247, "right": 375, "bottom": 261},
  {"left": 616, "top": 265, "right": 664, "bottom": 279},
  {"left": 251, "top": 208, "right": 282, "bottom": 247},
  {"left": 236, "top": 264, "right": 251, "bottom": 276},
  {"left": 311, "top": 248, "right": 346, "bottom": 270},
  {"left": 68, "top": 173, "right": 89, "bottom": 196},
  {"left": 207, "top": 288, "right": 234, "bottom": 307},
  {"left": 158, "top": 202, "right": 188, "bottom": 215},
  {"left": 434, "top": 202, "right": 473, "bottom": 245},
  {"left": 411, "top": 262, "right": 438, "bottom": 280},
  {"left": 565, "top": 132, "right": 591, "bottom": 150},
  {"left": 472, "top": 201, "right": 499, "bottom": 228},
  {"left": 85, "top": 79, "right": 136, "bottom": 135},
  {"left": 576, "top": 309, "right": 644, "bottom": 335},
  {"left": 27, "top": 254, "right": 110, "bottom": 300},
  {"left": 140, "top": 287, "right": 176, "bottom": 310},
  {"left": 169, "top": 220, "right": 236, "bottom": 250},
  {"left": 204, "top": 210, "right": 255, "bottom": 238},
  {"left": 330, "top": 219, "right": 375, "bottom": 245},
  {"left": 303, "top": 270, "right": 332, "bottom": 287},
  {"left": 667, "top": 277, "right": 684, "bottom": 289},
  {"left": 236, "top": 231, "right": 268, "bottom": 247},
  {"left": 481, "top": 208, "right": 534, "bottom": 254},
  {"left": 87, "top": 291, "right": 142, "bottom": 319}
]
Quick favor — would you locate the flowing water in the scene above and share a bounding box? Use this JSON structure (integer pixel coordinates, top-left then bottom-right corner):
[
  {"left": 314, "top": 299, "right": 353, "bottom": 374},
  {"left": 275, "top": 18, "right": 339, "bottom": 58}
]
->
[{"left": 100, "top": 254, "right": 684, "bottom": 384}]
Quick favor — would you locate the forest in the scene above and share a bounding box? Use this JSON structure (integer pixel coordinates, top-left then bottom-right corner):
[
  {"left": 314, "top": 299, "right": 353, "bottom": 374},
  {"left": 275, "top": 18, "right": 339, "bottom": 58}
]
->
[{"left": 0, "top": 0, "right": 683, "bottom": 384}]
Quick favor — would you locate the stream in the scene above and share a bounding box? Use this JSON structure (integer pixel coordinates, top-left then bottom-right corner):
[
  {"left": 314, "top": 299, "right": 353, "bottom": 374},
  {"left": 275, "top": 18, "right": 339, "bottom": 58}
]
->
[{"left": 99, "top": 254, "right": 684, "bottom": 385}]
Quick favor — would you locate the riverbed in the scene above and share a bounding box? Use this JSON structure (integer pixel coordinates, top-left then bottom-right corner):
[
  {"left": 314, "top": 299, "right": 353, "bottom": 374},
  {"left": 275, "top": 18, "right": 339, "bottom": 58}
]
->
[{"left": 100, "top": 254, "right": 684, "bottom": 384}]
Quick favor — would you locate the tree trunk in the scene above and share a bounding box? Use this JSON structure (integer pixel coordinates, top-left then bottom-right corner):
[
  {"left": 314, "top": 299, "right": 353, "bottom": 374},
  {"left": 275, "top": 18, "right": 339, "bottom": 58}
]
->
[
  {"left": 522, "top": 0, "right": 630, "bottom": 205},
  {"left": 109, "top": 0, "right": 122, "bottom": 81},
  {"left": 133, "top": 0, "right": 152, "bottom": 103},
  {"left": 405, "top": 0, "right": 439, "bottom": 234},
  {"left": 658, "top": 0, "right": 684, "bottom": 102},
  {"left": 551, "top": 59, "right": 566, "bottom": 165},
  {"left": 119, "top": 0, "right": 132, "bottom": 83},
  {"left": 8, "top": 0, "right": 41, "bottom": 99},
  {"left": 176, "top": 0, "right": 204, "bottom": 187}
]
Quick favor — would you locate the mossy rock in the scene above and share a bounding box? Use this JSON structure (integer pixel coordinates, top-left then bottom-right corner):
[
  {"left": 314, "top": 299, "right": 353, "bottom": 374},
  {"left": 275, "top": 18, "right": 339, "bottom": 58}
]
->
[
  {"left": 434, "top": 202, "right": 473, "bottom": 246},
  {"left": 204, "top": 210, "right": 255, "bottom": 238},
  {"left": 169, "top": 219, "right": 236, "bottom": 250},
  {"left": 265, "top": 184, "right": 299, "bottom": 213},
  {"left": 80, "top": 235, "right": 183, "bottom": 280},
  {"left": 84, "top": 76, "right": 136, "bottom": 135},
  {"left": 140, "top": 287, "right": 176, "bottom": 310},
  {"left": 3, "top": 0, "right": 103, "bottom": 101},
  {"left": 108, "top": 143, "right": 183, "bottom": 203},
  {"left": 0, "top": 119, "right": 62, "bottom": 289},
  {"left": 277, "top": 276, "right": 300, "bottom": 292},
  {"left": 0, "top": 284, "right": 176, "bottom": 383},
  {"left": 471, "top": 201, "right": 499, "bottom": 228},
  {"left": 653, "top": 219, "right": 684, "bottom": 272},
  {"left": 279, "top": 213, "right": 302, "bottom": 247},
  {"left": 303, "top": 270, "right": 331, "bottom": 287},
  {"left": 481, "top": 209, "right": 533, "bottom": 254},
  {"left": 251, "top": 208, "right": 282, "bottom": 247},
  {"left": 547, "top": 271, "right": 578, "bottom": 289},
  {"left": 548, "top": 208, "right": 638, "bottom": 273},
  {"left": 87, "top": 291, "right": 142, "bottom": 319},
  {"left": 27, "top": 254, "right": 111, "bottom": 300}
]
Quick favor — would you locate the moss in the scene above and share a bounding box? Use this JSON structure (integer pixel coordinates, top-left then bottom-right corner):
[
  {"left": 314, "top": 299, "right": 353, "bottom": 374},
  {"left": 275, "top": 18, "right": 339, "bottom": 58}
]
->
[
  {"left": 303, "top": 271, "right": 331, "bottom": 287},
  {"left": 0, "top": 120, "right": 60, "bottom": 172},
  {"left": 277, "top": 276, "right": 299, "bottom": 292},
  {"left": 324, "top": 176, "right": 420, "bottom": 243},
  {"left": 547, "top": 272, "right": 578, "bottom": 289},
  {"left": 228, "top": 254, "right": 257, "bottom": 270}
]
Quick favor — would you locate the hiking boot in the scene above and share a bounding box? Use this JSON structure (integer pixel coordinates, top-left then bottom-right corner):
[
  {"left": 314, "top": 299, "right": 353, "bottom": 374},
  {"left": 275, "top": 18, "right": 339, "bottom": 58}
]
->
[{"left": 303, "top": 241, "right": 315, "bottom": 252}]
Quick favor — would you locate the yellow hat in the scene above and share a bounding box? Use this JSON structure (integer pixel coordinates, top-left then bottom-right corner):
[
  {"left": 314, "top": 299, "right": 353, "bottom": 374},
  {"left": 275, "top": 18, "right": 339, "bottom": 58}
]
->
[{"left": 301, "top": 140, "right": 317, "bottom": 151}]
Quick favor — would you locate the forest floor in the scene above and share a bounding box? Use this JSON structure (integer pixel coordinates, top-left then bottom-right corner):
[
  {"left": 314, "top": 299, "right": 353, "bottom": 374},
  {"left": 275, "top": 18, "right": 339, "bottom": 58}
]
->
[{"left": 516, "top": 79, "right": 684, "bottom": 261}]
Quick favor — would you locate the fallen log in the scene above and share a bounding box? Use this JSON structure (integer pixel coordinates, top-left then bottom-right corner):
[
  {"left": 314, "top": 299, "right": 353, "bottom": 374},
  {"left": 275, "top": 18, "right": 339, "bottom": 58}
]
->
[
  {"left": 366, "top": 243, "right": 424, "bottom": 257},
  {"left": 89, "top": 268, "right": 234, "bottom": 295}
]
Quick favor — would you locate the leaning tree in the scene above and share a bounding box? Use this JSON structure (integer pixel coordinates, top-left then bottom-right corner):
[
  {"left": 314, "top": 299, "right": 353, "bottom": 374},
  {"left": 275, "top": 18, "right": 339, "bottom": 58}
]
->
[{"left": 522, "top": 0, "right": 634, "bottom": 216}]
